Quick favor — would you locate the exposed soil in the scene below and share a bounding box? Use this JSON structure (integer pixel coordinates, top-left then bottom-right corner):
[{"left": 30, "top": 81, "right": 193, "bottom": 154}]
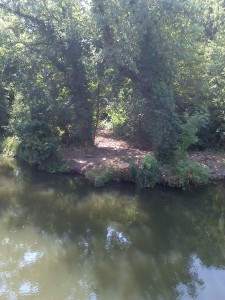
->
[
  {"left": 189, "top": 151, "right": 225, "bottom": 180},
  {"left": 62, "top": 130, "right": 225, "bottom": 181},
  {"left": 62, "top": 130, "right": 150, "bottom": 175}
]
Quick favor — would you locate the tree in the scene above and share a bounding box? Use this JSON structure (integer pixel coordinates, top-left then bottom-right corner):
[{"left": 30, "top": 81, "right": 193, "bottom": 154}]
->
[
  {"left": 90, "top": 0, "right": 208, "bottom": 159},
  {"left": 0, "top": 0, "right": 93, "bottom": 146},
  {"left": 1, "top": 0, "right": 225, "bottom": 169}
]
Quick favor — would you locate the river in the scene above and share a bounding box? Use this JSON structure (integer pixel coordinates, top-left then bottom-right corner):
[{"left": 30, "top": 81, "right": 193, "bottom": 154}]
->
[{"left": 0, "top": 157, "right": 225, "bottom": 300}]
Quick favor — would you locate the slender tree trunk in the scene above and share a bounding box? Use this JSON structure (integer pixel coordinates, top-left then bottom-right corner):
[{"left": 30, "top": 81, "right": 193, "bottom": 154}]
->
[{"left": 93, "top": 83, "right": 100, "bottom": 143}]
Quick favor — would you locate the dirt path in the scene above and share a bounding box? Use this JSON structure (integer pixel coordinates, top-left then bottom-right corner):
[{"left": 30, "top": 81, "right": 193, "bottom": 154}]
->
[{"left": 62, "top": 130, "right": 225, "bottom": 180}]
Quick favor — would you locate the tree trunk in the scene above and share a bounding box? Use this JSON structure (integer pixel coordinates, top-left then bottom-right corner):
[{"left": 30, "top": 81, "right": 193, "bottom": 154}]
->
[{"left": 93, "top": 83, "right": 101, "bottom": 143}]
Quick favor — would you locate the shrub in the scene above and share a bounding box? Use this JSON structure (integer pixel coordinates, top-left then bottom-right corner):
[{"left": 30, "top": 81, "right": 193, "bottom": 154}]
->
[
  {"left": 174, "top": 112, "right": 209, "bottom": 160},
  {"left": 163, "top": 112, "right": 210, "bottom": 189},
  {"left": 85, "top": 167, "right": 117, "bottom": 187},
  {"left": 43, "top": 160, "right": 69, "bottom": 173},
  {"left": 3, "top": 134, "right": 67, "bottom": 172},
  {"left": 135, "top": 154, "right": 161, "bottom": 188},
  {"left": 196, "top": 106, "right": 225, "bottom": 149},
  {"left": 18, "top": 135, "right": 61, "bottom": 170},
  {"left": 3, "top": 136, "right": 21, "bottom": 156},
  {"left": 165, "top": 159, "right": 210, "bottom": 189}
]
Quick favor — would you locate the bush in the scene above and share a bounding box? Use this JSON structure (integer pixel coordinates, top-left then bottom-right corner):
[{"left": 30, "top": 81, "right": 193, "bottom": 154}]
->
[
  {"left": 134, "top": 154, "right": 161, "bottom": 188},
  {"left": 3, "top": 136, "right": 21, "bottom": 156},
  {"left": 196, "top": 106, "right": 225, "bottom": 149},
  {"left": 85, "top": 167, "right": 117, "bottom": 187},
  {"left": 174, "top": 112, "right": 209, "bottom": 160},
  {"left": 3, "top": 134, "right": 67, "bottom": 172},
  {"left": 165, "top": 159, "right": 210, "bottom": 189},
  {"left": 18, "top": 135, "right": 61, "bottom": 170},
  {"left": 163, "top": 112, "right": 210, "bottom": 189},
  {"left": 43, "top": 159, "right": 69, "bottom": 173}
]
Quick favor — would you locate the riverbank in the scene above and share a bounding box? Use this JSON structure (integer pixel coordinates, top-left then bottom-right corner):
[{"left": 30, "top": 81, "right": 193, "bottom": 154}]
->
[{"left": 62, "top": 130, "right": 225, "bottom": 187}]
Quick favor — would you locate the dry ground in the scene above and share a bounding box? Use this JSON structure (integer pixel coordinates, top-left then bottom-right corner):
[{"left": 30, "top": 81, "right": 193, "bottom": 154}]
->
[
  {"left": 62, "top": 130, "right": 225, "bottom": 180},
  {"left": 62, "top": 130, "right": 149, "bottom": 175}
]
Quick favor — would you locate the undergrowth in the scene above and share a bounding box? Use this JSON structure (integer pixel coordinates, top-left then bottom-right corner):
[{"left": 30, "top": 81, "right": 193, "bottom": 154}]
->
[
  {"left": 2, "top": 135, "right": 68, "bottom": 173},
  {"left": 85, "top": 167, "right": 117, "bottom": 187},
  {"left": 133, "top": 154, "right": 161, "bottom": 188},
  {"left": 164, "top": 159, "right": 210, "bottom": 189},
  {"left": 2, "top": 136, "right": 21, "bottom": 156}
]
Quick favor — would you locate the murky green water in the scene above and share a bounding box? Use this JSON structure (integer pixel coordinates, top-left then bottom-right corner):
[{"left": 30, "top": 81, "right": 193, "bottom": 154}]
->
[{"left": 0, "top": 157, "right": 225, "bottom": 300}]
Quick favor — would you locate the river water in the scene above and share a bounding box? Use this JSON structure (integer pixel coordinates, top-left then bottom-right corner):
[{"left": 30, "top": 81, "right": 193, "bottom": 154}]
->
[{"left": 0, "top": 157, "right": 225, "bottom": 300}]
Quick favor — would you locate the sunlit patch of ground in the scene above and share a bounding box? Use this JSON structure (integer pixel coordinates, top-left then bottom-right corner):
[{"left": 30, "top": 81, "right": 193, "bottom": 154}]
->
[
  {"left": 62, "top": 130, "right": 225, "bottom": 181},
  {"left": 62, "top": 130, "right": 150, "bottom": 176}
]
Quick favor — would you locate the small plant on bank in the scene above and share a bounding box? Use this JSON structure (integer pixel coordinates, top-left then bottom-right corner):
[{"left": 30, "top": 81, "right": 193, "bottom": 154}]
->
[
  {"left": 42, "top": 160, "right": 69, "bottom": 173},
  {"left": 162, "top": 112, "right": 210, "bottom": 189},
  {"left": 85, "top": 167, "right": 117, "bottom": 187},
  {"left": 175, "top": 112, "right": 209, "bottom": 160},
  {"left": 134, "top": 154, "right": 161, "bottom": 188},
  {"left": 2, "top": 136, "right": 21, "bottom": 157},
  {"left": 165, "top": 159, "right": 210, "bottom": 189}
]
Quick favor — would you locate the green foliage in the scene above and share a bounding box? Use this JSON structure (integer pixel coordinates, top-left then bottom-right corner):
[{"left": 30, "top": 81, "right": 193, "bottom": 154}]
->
[
  {"left": 3, "top": 133, "right": 65, "bottom": 172},
  {"left": 43, "top": 160, "right": 69, "bottom": 174},
  {"left": 0, "top": 136, "right": 3, "bottom": 152},
  {"left": 165, "top": 160, "right": 210, "bottom": 189},
  {"left": 85, "top": 167, "right": 117, "bottom": 187},
  {"left": 2, "top": 134, "right": 67, "bottom": 172},
  {"left": 134, "top": 154, "right": 161, "bottom": 188},
  {"left": 107, "top": 107, "right": 126, "bottom": 131},
  {"left": 197, "top": 106, "right": 225, "bottom": 149},
  {"left": 0, "top": 0, "right": 225, "bottom": 174},
  {"left": 18, "top": 136, "right": 60, "bottom": 168},
  {"left": 92, "top": 0, "right": 201, "bottom": 157},
  {"left": 3, "top": 92, "right": 62, "bottom": 170},
  {"left": 175, "top": 112, "right": 209, "bottom": 159},
  {"left": 149, "top": 83, "right": 181, "bottom": 162},
  {"left": 0, "top": 0, "right": 94, "bottom": 147},
  {"left": 0, "top": 84, "right": 9, "bottom": 134},
  {"left": 2, "top": 136, "right": 21, "bottom": 157}
]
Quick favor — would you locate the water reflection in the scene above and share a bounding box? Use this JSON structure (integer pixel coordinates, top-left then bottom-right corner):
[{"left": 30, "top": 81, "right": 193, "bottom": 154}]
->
[
  {"left": 19, "top": 251, "right": 44, "bottom": 269},
  {"left": 19, "top": 282, "right": 39, "bottom": 296},
  {"left": 106, "top": 226, "right": 131, "bottom": 250},
  {"left": 0, "top": 156, "right": 225, "bottom": 299}
]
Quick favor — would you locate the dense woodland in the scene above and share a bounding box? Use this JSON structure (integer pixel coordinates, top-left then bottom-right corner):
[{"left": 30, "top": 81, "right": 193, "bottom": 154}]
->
[{"left": 0, "top": 0, "right": 225, "bottom": 179}]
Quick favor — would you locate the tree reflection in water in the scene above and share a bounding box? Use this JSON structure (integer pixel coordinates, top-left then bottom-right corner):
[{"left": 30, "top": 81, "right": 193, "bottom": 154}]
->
[{"left": 0, "top": 157, "right": 225, "bottom": 299}]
